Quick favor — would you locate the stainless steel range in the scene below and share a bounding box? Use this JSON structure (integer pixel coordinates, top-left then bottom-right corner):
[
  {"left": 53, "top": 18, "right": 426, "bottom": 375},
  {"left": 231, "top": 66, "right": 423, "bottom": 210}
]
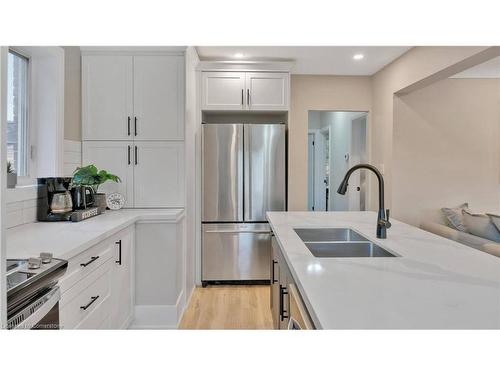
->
[{"left": 6, "top": 255, "right": 67, "bottom": 329}]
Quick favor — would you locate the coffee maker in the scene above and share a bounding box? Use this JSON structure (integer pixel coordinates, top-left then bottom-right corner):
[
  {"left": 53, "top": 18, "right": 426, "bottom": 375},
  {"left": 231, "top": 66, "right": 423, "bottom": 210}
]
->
[
  {"left": 37, "top": 177, "right": 99, "bottom": 222},
  {"left": 37, "top": 177, "right": 73, "bottom": 221}
]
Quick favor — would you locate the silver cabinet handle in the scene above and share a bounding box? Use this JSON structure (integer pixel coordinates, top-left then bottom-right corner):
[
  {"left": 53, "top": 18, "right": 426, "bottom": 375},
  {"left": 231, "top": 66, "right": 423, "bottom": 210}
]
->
[
  {"left": 241, "top": 89, "right": 244, "bottom": 105},
  {"left": 135, "top": 145, "right": 138, "bottom": 165},
  {"left": 247, "top": 88, "right": 250, "bottom": 106}
]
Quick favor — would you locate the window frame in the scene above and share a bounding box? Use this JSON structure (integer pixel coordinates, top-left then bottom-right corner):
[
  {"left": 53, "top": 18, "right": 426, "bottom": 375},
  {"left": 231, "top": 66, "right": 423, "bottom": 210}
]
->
[{"left": 8, "top": 47, "right": 35, "bottom": 186}]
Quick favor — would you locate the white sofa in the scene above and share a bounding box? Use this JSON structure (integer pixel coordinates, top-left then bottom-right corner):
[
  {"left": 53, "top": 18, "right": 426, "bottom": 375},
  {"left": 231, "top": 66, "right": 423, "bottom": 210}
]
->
[{"left": 421, "top": 221, "right": 500, "bottom": 258}]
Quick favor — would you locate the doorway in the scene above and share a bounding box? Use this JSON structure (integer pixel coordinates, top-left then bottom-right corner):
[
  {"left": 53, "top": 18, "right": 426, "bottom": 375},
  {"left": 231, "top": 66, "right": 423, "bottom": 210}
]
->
[{"left": 307, "top": 110, "right": 368, "bottom": 211}]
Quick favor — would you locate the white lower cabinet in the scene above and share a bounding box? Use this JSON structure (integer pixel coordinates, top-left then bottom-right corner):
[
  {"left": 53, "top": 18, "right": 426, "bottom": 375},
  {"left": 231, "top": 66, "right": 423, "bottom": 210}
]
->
[
  {"left": 57, "top": 214, "right": 184, "bottom": 329},
  {"left": 59, "top": 226, "right": 135, "bottom": 329},
  {"left": 109, "top": 227, "right": 134, "bottom": 329}
]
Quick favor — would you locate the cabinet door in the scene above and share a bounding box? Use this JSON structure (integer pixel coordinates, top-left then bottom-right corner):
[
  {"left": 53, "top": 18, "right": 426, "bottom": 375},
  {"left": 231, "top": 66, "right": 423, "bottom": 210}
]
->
[
  {"left": 109, "top": 228, "right": 134, "bottom": 329},
  {"left": 82, "top": 56, "right": 133, "bottom": 140},
  {"left": 201, "top": 72, "right": 246, "bottom": 110},
  {"left": 279, "top": 266, "right": 291, "bottom": 330},
  {"left": 82, "top": 141, "right": 135, "bottom": 207},
  {"left": 133, "top": 56, "right": 184, "bottom": 141},
  {"left": 133, "top": 141, "right": 184, "bottom": 207},
  {"left": 246, "top": 72, "right": 289, "bottom": 111},
  {"left": 271, "top": 237, "right": 281, "bottom": 329}
]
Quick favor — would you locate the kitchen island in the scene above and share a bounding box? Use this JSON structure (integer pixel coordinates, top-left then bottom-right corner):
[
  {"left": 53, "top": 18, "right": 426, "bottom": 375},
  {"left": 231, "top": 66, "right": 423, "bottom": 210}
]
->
[{"left": 267, "top": 211, "right": 500, "bottom": 329}]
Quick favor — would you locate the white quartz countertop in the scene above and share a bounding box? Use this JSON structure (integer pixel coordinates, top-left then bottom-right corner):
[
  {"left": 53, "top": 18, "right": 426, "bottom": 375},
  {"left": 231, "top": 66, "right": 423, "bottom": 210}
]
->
[
  {"left": 267, "top": 211, "right": 500, "bottom": 329},
  {"left": 7, "top": 209, "right": 184, "bottom": 260}
]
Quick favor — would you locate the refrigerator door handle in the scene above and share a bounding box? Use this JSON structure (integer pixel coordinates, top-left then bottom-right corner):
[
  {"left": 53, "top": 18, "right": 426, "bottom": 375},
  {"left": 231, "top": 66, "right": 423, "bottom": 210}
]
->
[
  {"left": 237, "top": 126, "right": 244, "bottom": 221},
  {"left": 244, "top": 125, "right": 252, "bottom": 221}
]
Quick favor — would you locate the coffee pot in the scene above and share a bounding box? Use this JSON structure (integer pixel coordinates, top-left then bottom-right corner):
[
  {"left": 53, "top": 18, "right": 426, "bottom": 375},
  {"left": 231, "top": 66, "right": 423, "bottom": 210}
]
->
[
  {"left": 72, "top": 186, "right": 95, "bottom": 210},
  {"left": 50, "top": 191, "right": 73, "bottom": 213}
]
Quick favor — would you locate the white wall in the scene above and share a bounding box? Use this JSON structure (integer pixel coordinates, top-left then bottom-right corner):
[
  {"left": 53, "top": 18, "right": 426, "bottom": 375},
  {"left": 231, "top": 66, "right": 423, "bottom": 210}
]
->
[
  {"left": 289, "top": 75, "right": 372, "bottom": 210},
  {"left": 0, "top": 47, "right": 8, "bottom": 328},
  {"left": 393, "top": 78, "right": 500, "bottom": 226},
  {"left": 184, "top": 47, "right": 200, "bottom": 292}
]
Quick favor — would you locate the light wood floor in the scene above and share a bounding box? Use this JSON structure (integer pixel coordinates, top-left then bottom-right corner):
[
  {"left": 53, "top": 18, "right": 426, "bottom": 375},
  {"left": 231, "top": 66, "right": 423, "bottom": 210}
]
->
[{"left": 179, "top": 285, "right": 274, "bottom": 329}]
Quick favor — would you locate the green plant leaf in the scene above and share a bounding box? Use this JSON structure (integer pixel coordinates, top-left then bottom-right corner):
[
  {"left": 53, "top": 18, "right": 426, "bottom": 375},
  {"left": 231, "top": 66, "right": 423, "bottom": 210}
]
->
[{"left": 72, "top": 164, "right": 121, "bottom": 190}]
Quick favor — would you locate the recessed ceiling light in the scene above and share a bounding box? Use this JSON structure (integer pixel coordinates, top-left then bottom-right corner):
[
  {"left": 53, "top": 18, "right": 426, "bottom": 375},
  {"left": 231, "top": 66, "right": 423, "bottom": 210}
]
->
[
  {"left": 234, "top": 52, "right": 244, "bottom": 59},
  {"left": 353, "top": 54, "right": 364, "bottom": 60}
]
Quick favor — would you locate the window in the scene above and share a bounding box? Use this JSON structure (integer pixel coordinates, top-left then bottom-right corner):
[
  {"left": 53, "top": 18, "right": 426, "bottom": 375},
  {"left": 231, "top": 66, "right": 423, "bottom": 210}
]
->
[{"left": 7, "top": 50, "right": 29, "bottom": 177}]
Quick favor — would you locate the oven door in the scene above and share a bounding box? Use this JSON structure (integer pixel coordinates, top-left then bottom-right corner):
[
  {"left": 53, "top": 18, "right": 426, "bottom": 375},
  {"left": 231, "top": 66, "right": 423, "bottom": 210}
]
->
[{"left": 8, "top": 286, "right": 60, "bottom": 330}]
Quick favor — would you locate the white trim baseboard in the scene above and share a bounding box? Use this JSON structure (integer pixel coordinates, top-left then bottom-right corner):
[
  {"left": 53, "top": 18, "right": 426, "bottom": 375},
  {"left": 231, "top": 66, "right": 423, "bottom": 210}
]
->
[{"left": 130, "top": 290, "right": 185, "bottom": 329}]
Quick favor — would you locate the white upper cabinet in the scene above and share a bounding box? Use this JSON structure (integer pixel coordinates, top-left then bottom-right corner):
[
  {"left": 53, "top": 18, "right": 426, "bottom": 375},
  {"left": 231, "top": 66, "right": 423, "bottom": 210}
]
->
[
  {"left": 245, "top": 72, "right": 289, "bottom": 111},
  {"left": 82, "top": 141, "right": 135, "bottom": 208},
  {"left": 82, "top": 56, "right": 133, "bottom": 141},
  {"left": 82, "top": 53, "right": 184, "bottom": 141},
  {"left": 133, "top": 141, "right": 185, "bottom": 208},
  {"left": 201, "top": 71, "right": 289, "bottom": 111},
  {"left": 201, "top": 72, "right": 246, "bottom": 110},
  {"left": 133, "top": 56, "right": 184, "bottom": 140}
]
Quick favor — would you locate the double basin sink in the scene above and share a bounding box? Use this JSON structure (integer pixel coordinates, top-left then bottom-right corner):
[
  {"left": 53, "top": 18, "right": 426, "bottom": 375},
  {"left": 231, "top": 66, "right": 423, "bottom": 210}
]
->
[{"left": 294, "top": 228, "right": 398, "bottom": 258}]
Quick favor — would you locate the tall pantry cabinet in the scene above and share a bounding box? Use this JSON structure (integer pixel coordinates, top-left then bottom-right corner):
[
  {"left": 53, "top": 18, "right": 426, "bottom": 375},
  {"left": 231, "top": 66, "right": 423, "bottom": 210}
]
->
[{"left": 81, "top": 50, "right": 185, "bottom": 208}]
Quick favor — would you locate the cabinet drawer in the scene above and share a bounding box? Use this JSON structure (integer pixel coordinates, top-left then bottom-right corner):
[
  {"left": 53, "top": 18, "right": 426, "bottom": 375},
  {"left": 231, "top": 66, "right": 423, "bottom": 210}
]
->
[
  {"left": 60, "top": 259, "right": 112, "bottom": 329},
  {"left": 75, "top": 295, "right": 111, "bottom": 329},
  {"left": 59, "top": 241, "right": 114, "bottom": 293}
]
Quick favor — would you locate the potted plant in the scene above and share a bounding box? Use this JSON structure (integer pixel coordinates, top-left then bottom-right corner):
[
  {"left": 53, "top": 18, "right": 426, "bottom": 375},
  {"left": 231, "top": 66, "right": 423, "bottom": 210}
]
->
[
  {"left": 7, "top": 161, "right": 17, "bottom": 188},
  {"left": 72, "top": 165, "right": 121, "bottom": 212}
]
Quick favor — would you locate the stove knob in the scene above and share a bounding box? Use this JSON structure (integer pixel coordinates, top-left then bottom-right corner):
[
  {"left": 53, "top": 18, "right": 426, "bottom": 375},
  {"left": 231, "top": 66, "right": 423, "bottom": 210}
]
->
[
  {"left": 40, "top": 252, "right": 53, "bottom": 264},
  {"left": 28, "top": 257, "right": 42, "bottom": 269}
]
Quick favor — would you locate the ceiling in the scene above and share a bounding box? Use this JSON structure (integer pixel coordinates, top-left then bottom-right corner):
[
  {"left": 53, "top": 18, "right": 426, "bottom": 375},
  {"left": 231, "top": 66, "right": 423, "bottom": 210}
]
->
[
  {"left": 451, "top": 56, "right": 500, "bottom": 78},
  {"left": 196, "top": 46, "right": 411, "bottom": 75}
]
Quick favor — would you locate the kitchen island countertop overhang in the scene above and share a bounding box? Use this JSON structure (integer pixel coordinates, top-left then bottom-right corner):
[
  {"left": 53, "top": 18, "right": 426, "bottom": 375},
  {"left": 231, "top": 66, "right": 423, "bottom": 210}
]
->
[{"left": 267, "top": 211, "right": 500, "bottom": 329}]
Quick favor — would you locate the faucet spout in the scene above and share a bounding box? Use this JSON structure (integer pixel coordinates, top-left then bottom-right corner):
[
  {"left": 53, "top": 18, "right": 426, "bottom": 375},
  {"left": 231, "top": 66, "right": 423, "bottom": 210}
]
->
[{"left": 337, "top": 163, "right": 391, "bottom": 239}]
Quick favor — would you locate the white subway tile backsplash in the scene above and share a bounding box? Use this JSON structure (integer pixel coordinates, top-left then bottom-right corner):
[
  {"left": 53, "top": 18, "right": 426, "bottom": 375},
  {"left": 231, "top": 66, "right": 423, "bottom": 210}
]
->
[{"left": 6, "top": 140, "right": 82, "bottom": 229}]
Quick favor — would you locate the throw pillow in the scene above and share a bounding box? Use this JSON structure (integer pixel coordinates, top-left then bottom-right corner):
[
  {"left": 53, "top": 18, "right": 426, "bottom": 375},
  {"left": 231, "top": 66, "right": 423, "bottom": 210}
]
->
[
  {"left": 441, "top": 203, "right": 468, "bottom": 231},
  {"left": 462, "top": 210, "right": 500, "bottom": 242}
]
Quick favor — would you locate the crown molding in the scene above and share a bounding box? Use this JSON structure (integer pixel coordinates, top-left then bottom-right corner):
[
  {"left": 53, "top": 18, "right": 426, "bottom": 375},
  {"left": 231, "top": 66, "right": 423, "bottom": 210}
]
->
[
  {"left": 80, "top": 46, "right": 187, "bottom": 56},
  {"left": 197, "top": 60, "right": 294, "bottom": 72}
]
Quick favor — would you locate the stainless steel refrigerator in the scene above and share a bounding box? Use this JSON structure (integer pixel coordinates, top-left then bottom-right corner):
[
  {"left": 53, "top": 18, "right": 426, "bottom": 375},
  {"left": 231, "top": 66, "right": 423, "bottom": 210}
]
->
[{"left": 202, "top": 123, "right": 286, "bottom": 283}]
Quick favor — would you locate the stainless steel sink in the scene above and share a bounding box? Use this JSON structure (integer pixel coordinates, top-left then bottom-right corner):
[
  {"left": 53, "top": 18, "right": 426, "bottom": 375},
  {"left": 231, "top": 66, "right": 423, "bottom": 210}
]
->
[
  {"left": 294, "top": 228, "right": 369, "bottom": 242},
  {"left": 305, "top": 242, "right": 397, "bottom": 258},
  {"left": 294, "top": 227, "right": 399, "bottom": 258}
]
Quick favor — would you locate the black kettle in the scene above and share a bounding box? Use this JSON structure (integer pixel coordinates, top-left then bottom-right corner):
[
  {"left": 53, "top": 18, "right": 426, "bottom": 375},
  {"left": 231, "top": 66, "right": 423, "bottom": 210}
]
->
[{"left": 71, "top": 186, "right": 95, "bottom": 210}]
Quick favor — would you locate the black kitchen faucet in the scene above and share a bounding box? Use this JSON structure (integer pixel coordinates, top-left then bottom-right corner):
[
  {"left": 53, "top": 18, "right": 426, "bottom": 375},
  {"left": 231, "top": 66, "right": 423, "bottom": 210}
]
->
[{"left": 337, "top": 163, "right": 391, "bottom": 239}]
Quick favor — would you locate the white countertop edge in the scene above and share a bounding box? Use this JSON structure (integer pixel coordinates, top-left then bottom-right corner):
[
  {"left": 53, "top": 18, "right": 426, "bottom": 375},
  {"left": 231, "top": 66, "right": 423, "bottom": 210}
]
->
[{"left": 7, "top": 209, "right": 185, "bottom": 261}]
